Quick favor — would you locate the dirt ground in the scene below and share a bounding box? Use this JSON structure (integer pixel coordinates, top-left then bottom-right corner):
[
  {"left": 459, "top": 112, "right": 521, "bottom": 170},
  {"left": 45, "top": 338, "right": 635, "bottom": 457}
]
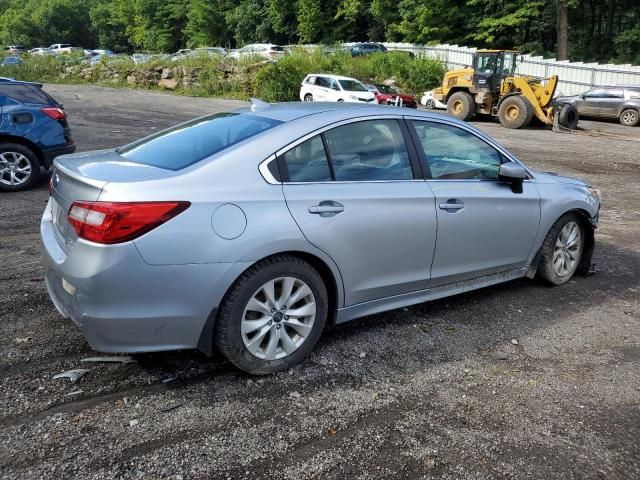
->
[{"left": 1, "top": 84, "right": 639, "bottom": 480}]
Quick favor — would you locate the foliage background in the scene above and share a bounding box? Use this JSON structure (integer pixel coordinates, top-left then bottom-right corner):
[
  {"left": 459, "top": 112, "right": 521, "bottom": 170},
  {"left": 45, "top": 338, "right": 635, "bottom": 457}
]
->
[
  {"left": 0, "top": 0, "right": 638, "bottom": 64},
  {"left": 0, "top": 49, "right": 447, "bottom": 102}
]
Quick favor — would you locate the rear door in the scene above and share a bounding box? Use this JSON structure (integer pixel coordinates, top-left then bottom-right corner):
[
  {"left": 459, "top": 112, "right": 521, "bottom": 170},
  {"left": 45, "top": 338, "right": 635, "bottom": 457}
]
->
[
  {"left": 407, "top": 118, "right": 540, "bottom": 286},
  {"left": 281, "top": 117, "right": 437, "bottom": 306}
]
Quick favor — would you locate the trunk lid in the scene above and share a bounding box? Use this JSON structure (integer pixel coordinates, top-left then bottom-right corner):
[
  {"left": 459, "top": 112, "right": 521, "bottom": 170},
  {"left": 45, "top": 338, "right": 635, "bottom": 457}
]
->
[{"left": 49, "top": 150, "right": 173, "bottom": 251}]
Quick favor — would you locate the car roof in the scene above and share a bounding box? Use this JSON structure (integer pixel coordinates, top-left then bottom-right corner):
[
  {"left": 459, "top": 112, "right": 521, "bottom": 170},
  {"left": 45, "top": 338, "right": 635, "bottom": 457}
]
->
[
  {"left": 306, "top": 73, "right": 362, "bottom": 81},
  {"left": 232, "top": 101, "right": 455, "bottom": 123}
]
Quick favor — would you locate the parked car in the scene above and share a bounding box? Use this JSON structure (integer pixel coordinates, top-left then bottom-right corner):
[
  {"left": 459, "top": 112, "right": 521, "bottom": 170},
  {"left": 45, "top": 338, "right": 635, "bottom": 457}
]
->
[
  {"left": 41, "top": 101, "right": 600, "bottom": 374},
  {"left": 90, "top": 49, "right": 114, "bottom": 56},
  {"left": 171, "top": 48, "right": 192, "bottom": 61},
  {"left": 0, "top": 79, "right": 75, "bottom": 191},
  {"left": 227, "top": 44, "right": 285, "bottom": 60},
  {"left": 366, "top": 84, "right": 417, "bottom": 108},
  {"left": 556, "top": 86, "right": 640, "bottom": 126},
  {"left": 48, "top": 44, "right": 74, "bottom": 54},
  {"left": 300, "top": 74, "right": 377, "bottom": 103},
  {"left": 0, "top": 56, "right": 22, "bottom": 66},
  {"left": 187, "top": 47, "right": 227, "bottom": 57},
  {"left": 348, "top": 43, "right": 387, "bottom": 56},
  {"left": 420, "top": 89, "right": 447, "bottom": 109},
  {"left": 28, "top": 47, "right": 55, "bottom": 56},
  {"left": 4, "top": 45, "right": 26, "bottom": 54}
]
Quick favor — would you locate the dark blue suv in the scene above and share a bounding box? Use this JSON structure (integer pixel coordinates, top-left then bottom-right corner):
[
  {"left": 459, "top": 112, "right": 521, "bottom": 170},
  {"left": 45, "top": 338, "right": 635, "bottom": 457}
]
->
[{"left": 0, "top": 78, "right": 75, "bottom": 191}]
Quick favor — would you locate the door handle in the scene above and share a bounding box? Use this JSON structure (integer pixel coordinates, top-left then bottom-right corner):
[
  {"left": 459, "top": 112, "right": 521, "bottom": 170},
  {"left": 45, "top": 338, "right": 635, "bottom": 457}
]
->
[
  {"left": 309, "top": 201, "right": 344, "bottom": 217},
  {"left": 439, "top": 200, "right": 465, "bottom": 212}
]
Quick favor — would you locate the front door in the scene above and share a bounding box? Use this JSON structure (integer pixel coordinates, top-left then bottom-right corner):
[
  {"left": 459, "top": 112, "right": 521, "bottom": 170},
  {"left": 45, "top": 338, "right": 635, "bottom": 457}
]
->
[
  {"left": 597, "top": 88, "right": 624, "bottom": 118},
  {"left": 407, "top": 119, "right": 541, "bottom": 286},
  {"left": 579, "top": 89, "right": 605, "bottom": 116},
  {"left": 281, "top": 118, "right": 437, "bottom": 306}
]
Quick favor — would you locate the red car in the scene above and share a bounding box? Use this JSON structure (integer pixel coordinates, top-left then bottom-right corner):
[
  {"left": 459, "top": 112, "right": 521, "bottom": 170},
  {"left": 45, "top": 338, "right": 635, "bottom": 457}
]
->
[{"left": 367, "top": 84, "right": 418, "bottom": 108}]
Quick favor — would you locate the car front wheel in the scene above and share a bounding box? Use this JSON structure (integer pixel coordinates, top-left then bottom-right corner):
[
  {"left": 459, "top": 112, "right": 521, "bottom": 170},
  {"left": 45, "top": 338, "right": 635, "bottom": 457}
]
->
[
  {"left": 215, "top": 255, "right": 328, "bottom": 375},
  {"left": 0, "top": 143, "right": 41, "bottom": 192},
  {"left": 536, "top": 213, "right": 585, "bottom": 286}
]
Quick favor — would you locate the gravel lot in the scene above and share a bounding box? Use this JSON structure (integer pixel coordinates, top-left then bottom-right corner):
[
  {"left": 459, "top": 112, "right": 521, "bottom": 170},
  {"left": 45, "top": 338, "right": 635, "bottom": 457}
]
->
[{"left": 1, "top": 85, "right": 639, "bottom": 480}]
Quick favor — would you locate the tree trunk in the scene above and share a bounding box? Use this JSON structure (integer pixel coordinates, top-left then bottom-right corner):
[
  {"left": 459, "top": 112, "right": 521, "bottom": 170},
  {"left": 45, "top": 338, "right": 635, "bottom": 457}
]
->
[{"left": 556, "top": 0, "right": 569, "bottom": 60}]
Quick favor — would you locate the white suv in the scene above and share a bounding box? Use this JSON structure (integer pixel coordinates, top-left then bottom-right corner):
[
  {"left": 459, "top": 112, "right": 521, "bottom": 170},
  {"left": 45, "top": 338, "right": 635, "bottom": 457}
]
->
[{"left": 299, "top": 74, "right": 377, "bottom": 104}]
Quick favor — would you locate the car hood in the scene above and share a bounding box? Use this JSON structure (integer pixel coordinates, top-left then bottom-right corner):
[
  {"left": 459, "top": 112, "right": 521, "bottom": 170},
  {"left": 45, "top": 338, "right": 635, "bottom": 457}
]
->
[
  {"left": 532, "top": 169, "right": 590, "bottom": 187},
  {"left": 555, "top": 95, "right": 580, "bottom": 103}
]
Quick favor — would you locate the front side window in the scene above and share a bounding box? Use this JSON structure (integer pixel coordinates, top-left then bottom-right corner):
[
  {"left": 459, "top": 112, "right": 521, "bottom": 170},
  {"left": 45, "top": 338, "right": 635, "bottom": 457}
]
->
[
  {"left": 119, "top": 113, "right": 282, "bottom": 171},
  {"left": 411, "top": 121, "right": 502, "bottom": 180},
  {"left": 324, "top": 120, "right": 413, "bottom": 181},
  {"left": 281, "top": 135, "right": 332, "bottom": 182},
  {"left": 584, "top": 89, "right": 606, "bottom": 98},
  {"left": 338, "top": 79, "right": 367, "bottom": 92}
]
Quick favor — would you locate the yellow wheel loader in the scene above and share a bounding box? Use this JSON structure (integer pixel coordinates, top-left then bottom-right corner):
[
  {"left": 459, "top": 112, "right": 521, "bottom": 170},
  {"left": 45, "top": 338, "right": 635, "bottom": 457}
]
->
[{"left": 433, "top": 50, "right": 578, "bottom": 129}]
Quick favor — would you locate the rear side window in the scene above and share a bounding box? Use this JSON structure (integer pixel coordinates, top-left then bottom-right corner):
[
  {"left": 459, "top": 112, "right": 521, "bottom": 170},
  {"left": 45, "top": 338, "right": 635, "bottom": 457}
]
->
[
  {"left": 0, "top": 84, "right": 54, "bottom": 104},
  {"left": 324, "top": 120, "right": 413, "bottom": 181},
  {"left": 119, "top": 113, "right": 282, "bottom": 171},
  {"left": 282, "top": 135, "right": 332, "bottom": 182},
  {"left": 411, "top": 121, "right": 502, "bottom": 180}
]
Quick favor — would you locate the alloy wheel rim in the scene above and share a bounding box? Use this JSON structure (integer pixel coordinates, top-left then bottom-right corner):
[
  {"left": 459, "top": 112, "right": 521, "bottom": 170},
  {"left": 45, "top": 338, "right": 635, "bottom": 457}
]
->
[
  {"left": 622, "top": 111, "right": 636, "bottom": 124},
  {"left": 0, "top": 152, "right": 31, "bottom": 186},
  {"left": 553, "top": 221, "right": 581, "bottom": 277},
  {"left": 241, "top": 277, "right": 316, "bottom": 360}
]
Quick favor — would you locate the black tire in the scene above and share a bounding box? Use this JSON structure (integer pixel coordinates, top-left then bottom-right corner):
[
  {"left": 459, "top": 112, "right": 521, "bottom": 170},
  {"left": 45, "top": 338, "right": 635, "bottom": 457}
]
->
[
  {"left": 426, "top": 99, "right": 436, "bottom": 109},
  {"left": 337, "top": 98, "right": 344, "bottom": 102},
  {"left": 497, "top": 95, "right": 534, "bottom": 129},
  {"left": 619, "top": 108, "right": 639, "bottom": 127},
  {"left": 214, "top": 255, "right": 328, "bottom": 375},
  {"left": 447, "top": 91, "right": 475, "bottom": 121},
  {"left": 303, "top": 93, "right": 313, "bottom": 102},
  {"left": 0, "top": 143, "right": 41, "bottom": 192},
  {"left": 558, "top": 103, "right": 579, "bottom": 129},
  {"left": 536, "top": 212, "right": 585, "bottom": 286}
]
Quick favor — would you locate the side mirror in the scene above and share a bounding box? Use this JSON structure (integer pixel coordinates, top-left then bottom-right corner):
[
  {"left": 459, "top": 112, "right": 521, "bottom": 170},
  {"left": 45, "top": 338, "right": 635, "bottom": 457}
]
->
[{"left": 499, "top": 161, "right": 528, "bottom": 193}]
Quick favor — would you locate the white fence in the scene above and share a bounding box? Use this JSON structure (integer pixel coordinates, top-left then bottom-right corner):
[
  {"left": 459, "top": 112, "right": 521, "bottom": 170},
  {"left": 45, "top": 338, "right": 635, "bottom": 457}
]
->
[{"left": 379, "top": 43, "right": 640, "bottom": 96}]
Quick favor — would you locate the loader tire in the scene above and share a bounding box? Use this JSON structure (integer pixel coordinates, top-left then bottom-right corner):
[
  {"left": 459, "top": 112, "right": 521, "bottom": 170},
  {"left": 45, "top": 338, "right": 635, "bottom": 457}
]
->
[
  {"left": 447, "top": 92, "right": 475, "bottom": 121},
  {"left": 558, "top": 103, "right": 579, "bottom": 129},
  {"left": 497, "top": 95, "right": 533, "bottom": 129}
]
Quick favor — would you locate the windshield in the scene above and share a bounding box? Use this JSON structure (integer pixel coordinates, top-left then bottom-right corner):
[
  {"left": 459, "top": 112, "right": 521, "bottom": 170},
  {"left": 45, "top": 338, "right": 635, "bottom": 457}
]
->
[
  {"left": 376, "top": 85, "right": 397, "bottom": 94},
  {"left": 119, "top": 113, "right": 282, "bottom": 170},
  {"left": 338, "top": 79, "right": 367, "bottom": 92}
]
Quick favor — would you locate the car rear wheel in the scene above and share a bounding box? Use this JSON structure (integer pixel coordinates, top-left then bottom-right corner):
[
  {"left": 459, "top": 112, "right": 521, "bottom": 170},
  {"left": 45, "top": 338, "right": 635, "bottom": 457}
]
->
[
  {"left": 619, "top": 109, "right": 639, "bottom": 127},
  {"left": 536, "top": 213, "right": 585, "bottom": 286},
  {"left": 215, "top": 255, "right": 328, "bottom": 375},
  {"left": 303, "top": 93, "right": 313, "bottom": 102},
  {"left": 426, "top": 99, "right": 436, "bottom": 109},
  {"left": 0, "top": 143, "right": 41, "bottom": 192}
]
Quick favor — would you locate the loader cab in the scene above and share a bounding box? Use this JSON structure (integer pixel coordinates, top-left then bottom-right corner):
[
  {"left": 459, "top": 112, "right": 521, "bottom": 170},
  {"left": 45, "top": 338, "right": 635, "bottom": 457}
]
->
[{"left": 473, "top": 50, "right": 517, "bottom": 92}]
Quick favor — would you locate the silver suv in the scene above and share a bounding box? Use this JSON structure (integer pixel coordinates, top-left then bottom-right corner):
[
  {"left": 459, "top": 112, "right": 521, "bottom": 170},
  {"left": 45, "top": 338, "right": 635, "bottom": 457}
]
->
[{"left": 557, "top": 86, "right": 640, "bottom": 126}]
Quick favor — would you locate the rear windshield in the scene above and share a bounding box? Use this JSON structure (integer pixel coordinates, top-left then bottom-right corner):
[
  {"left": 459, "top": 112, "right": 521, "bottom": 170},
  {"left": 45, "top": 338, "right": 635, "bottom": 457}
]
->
[
  {"left": 118, "top": 113, "right": 282, "bottom": 170},
  {"left": 0, "top": 83, "right": 56, "bottom": 104}
]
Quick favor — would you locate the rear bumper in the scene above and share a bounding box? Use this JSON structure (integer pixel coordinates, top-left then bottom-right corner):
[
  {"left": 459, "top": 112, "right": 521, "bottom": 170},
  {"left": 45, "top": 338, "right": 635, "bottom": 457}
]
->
[
  {"left": 40, "top": 198, "right": 250, "bottom": 353},
  {"left": 42, "top": 143, "right": 76, "bottom": 169}
]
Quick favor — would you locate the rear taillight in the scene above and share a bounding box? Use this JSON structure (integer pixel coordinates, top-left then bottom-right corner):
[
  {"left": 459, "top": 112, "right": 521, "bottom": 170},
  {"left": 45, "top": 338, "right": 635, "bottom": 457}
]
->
[
  {"left": 67, "top": 201, "right": 190, "bottom": 244},
  {"left": 41, "top": 107, "right": 66, "bottom": 120}
]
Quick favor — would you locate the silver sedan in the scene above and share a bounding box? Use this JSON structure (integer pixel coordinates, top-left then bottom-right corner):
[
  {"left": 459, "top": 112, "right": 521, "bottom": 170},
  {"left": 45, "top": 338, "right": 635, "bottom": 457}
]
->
[{"left": 41, "top": 102, "right": 601, "bottom": 374}]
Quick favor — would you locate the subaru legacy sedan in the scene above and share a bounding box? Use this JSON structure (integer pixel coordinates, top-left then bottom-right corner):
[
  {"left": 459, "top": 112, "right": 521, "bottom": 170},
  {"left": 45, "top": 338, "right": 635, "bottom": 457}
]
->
[{"left": 41, "top": 102, "right": 601, "bottom": 374}]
